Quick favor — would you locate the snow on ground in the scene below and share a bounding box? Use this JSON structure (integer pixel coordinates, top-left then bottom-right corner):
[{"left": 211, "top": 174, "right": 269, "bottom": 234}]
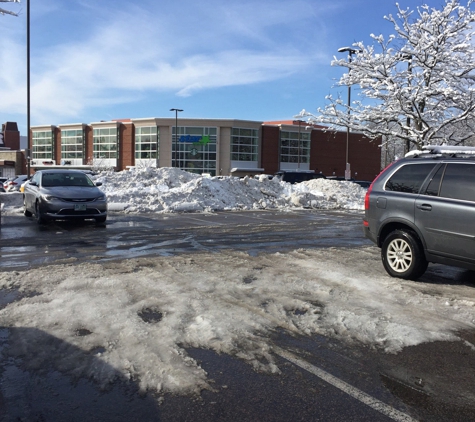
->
[
  {"left": 1, "top": 168, "right": 474, "bottom": 399},
  {"left": 1, "top": 248, "right": 474, "bottom": 398}
]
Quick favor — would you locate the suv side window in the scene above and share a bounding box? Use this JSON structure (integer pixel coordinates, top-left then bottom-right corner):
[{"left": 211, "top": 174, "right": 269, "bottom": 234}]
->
[
  {"left": 439, "top": 163, "right": 475, "bottom": 202},
  {"left": 425, "top": 165, "right": 445, "bottom": 196},
  {"left": 385, "top": 163, "right": 436, "bottom": 194}
]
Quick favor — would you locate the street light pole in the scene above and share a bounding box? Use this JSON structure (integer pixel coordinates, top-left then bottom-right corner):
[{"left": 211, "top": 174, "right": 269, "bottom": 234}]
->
[
  {"left": 338, "top": 47, "right": 360, "bottom": 180},
  {"left": 0, "top": 1, "right": 26, "bottom": 174},
  {"left": 27, "top": 0, "right": 31, "bottom": 178},
  {"left": 170, "top": 108, "right": 183, "bottom": 168}
]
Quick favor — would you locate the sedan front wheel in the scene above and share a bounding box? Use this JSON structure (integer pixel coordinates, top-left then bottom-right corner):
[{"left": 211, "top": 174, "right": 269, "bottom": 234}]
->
[
  {"left": 35, "top": 202, "right": 47, "bottom": 225},
  {"left": 23, "top": 197, "right": 32, "bottom": 217}
]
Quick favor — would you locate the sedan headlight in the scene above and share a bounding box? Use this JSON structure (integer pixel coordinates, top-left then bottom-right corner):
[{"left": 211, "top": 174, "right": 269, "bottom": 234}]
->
[
  {"left": 43, "top": 195, "right": 61, "bottom": 201},
  {"left": 96, "top": 195, "right": 106, "bottom": 201}
]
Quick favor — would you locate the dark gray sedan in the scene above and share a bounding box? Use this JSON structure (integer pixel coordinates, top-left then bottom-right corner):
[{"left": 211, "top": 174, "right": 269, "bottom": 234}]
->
[{"left": 23, "top": 169, "right": 107, "bottom": 224}]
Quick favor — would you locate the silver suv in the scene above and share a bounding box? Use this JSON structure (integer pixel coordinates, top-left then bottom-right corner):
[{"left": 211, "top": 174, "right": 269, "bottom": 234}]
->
[{"left": 363, "top": 145, "right": 475, "bottom": 280}]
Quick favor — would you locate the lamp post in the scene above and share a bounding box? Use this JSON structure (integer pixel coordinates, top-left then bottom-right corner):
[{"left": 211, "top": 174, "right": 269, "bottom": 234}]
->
[
  {"left": 170, "top": 108, "right": 183, "bottom": 168},
  {"left": 0, "top": 1, "right": 26, "bottom": 174},
  {"left": 338, "top": 47, "right": 360, "bottom": 180},
  {"left": 27, "top": 0, "right": 31, "bottom": 178}
]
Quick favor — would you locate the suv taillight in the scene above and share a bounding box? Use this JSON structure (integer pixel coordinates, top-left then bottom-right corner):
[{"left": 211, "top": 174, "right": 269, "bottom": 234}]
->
[{"left": 364, "top": 185, "right": 372, "bottom": 210}]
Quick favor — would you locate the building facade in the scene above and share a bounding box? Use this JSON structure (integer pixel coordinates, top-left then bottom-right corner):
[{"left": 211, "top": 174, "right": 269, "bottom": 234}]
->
[
  {"left": 0, "top": 122, "right": 25, "bottom": 177},
  {"left": 2, "top": 118, "right": 382, "bottom": 181}
]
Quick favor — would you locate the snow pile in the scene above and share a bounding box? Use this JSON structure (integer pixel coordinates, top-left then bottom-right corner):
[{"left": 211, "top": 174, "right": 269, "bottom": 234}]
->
[
  {"left": 0, "top": 167, "right": 367, "bottom": 214},
  {"left": 94, "top": 167, "right": 367, "bottom": 213}
]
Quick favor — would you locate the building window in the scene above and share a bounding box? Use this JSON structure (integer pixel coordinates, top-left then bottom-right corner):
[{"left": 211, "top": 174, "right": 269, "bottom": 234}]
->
[
  {"left": 61, "top": 129, "right": 84, "bottom": 163},
  {"left": 231, "top": 128, "right": 258, "bottom": 162},
  {"left": 32, "top": 130, "right": 54, "bottom": 160},
  {"left": 93, "top": 127, "right": 118, "bottom": 164},
  {"left": 173, "top": 127, "right": 217, "bottom": 175},
  {"left": 280, "top": 130, "right": 310, "bottom": 164},
  {"left": 135, "top": 126, "right": 158, "bottom": 163}
]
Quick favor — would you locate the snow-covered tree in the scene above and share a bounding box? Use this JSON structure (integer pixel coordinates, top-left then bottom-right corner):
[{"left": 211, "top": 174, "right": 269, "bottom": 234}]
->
[
  {"left": 298, "top": 0, "right": 475, "bottom": 151},
  {"left": 0, "top": 0, "right": 20, "bottom": 17}
]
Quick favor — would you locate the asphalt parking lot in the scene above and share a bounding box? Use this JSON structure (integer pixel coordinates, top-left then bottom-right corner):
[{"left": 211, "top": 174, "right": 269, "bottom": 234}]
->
[{"left": 0, "top": 208, "right": 474, "bottom": 421}]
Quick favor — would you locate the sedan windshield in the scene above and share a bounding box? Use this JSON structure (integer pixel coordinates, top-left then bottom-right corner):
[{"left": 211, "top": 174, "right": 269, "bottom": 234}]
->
[{"left": 42, "top": 173, "right": 94, "bottom": 188}]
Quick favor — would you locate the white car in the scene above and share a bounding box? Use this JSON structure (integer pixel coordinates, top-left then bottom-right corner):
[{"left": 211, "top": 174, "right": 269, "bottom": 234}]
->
[{"left": 5, "top": 175, "right": 28, "bottom": 192}]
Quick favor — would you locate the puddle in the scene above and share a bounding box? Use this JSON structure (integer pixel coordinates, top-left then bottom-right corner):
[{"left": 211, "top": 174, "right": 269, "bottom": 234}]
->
[
  {"left": 75, "top": 328, "right": 93, "bottom": 337},
  {"left": 0, "top": 289, "right": 22, "bottom": 309},
  {"left": 138, "top": 307, "right": 163, "bottom": 323}
]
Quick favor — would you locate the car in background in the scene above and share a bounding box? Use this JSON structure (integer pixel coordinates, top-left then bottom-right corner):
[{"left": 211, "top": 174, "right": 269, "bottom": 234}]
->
[
  {"left": 3, "top": 177, "right": 14, "bottom": 191},
  {"left": 326, "top": 176, "right": 372, "bottom": 189},
  {"left": 364, "top": 145, "right": 475, "bottom": 280},
  {"left": 253, "top": 174, "right": 274, "bottom": 181},
  {"left": 5, "top": 175, "right": 28, "bottom": 192},
  {"left": 274, "top": 170, "right": 326, "bottom": 184},
  {"left": 19, "top": 180, "right": 28, "bottom": 193},
  {"left": 353, "top": 180, "right": 372, "bottom": 189},
  {"left": 0, "top": 177, "right": 8, "bottom": 192},
  {"left": 23, "top": 169, "right": 107, "bottom": 224}
]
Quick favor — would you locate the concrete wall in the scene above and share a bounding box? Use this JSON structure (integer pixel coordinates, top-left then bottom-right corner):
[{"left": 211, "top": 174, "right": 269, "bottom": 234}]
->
[{"left": 0, "top": 151, "right": 26, "bottom": 176}]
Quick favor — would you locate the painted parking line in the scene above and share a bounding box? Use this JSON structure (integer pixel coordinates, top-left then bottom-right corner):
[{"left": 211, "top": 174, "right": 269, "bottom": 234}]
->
[
  {"left": 274, "top": 347, "right": 418, "bottom": 422},
  {"left": 179, "top": 215, "right": 228, "bottom": 226}
]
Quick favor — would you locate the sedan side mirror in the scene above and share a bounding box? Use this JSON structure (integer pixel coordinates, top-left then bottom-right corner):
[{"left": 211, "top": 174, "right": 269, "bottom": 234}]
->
[{"left": 95, "top": 182, "right": 102, "bottom": 187}]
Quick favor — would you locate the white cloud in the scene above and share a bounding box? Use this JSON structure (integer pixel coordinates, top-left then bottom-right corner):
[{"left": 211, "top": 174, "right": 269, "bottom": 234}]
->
[{"left": 0, "top": 0, "right": 342, "bottom": 125}]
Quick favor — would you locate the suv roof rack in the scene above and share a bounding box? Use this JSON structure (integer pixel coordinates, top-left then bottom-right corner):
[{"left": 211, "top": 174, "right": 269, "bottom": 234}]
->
[{"left": 405, "top": 145, "right": 475, "bottom": 158}]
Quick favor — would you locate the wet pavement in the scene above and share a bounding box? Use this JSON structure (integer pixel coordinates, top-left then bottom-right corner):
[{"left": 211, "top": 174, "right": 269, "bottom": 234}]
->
[
  {"left": 0, "top": 209, "right": 474, "bottom": 421},
  {"left": 0, "top": 209, "right": 367, "bottom": 270},
  {"left": 2, "top": 324, "right": 473, "bottom": 421},
  {"left": 0, "top": 325, "right": 403, "bottom": 422}
]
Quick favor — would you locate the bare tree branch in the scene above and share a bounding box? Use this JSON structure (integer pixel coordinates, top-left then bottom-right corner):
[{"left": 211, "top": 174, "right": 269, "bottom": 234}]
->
[
  {"left": 298, "top": 0, "right": 475, "bottom": 151},
  {"left": 0, "top": 0, "right": 20, "bottom": 16}
]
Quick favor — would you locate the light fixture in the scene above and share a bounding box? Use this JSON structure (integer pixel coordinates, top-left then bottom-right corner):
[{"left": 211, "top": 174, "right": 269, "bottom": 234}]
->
[{"left": 338, "top": 46, "right": 361, "bottom": 180}]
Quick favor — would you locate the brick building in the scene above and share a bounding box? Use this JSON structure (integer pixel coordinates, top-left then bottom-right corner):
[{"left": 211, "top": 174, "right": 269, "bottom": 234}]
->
[
  {"left": 0, "top": 122, "right": 25, "bottom": 177},
  {"left": 1, "top": 118, "right": 382, "bottom": 181}
]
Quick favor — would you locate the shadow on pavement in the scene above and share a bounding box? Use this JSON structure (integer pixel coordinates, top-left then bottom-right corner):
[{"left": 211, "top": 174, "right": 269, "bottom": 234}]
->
[{"left": 0, "top": 327, "right": 161, "bottom": 421}]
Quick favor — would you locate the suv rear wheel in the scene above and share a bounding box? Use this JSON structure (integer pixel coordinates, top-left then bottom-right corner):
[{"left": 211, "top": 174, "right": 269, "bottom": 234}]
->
[{"left": 381, "top": 230, "right": 428, "bottom": 280}]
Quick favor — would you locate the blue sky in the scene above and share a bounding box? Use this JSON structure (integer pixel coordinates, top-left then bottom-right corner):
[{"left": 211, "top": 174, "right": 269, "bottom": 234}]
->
[{"left": 0, "top": 0, "right": 450, "bottom": 134}]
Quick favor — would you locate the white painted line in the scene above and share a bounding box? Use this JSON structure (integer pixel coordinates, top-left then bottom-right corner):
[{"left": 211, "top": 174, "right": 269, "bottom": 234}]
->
[
  {"left": 275, "top": 348, "right": 418, "bottom": 422},
  {"left": 181, "top": 216, "right": 227, "bottom": 226}
]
